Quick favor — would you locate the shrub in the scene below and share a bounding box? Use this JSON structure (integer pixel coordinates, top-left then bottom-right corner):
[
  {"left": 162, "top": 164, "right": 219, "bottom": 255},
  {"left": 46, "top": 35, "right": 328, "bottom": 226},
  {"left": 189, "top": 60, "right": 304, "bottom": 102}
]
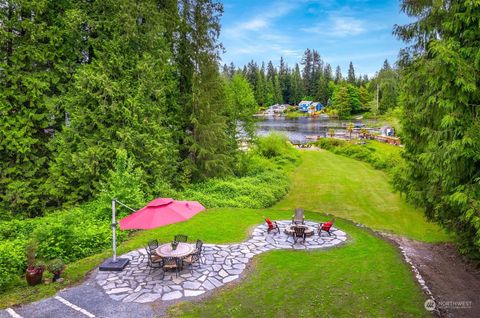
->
[
  {"left": 0, "top": 240, "right": 27, "bottom": 292},
  {"left": 313, "top": 139, "right": 403, "bottom": 173},
  {"left": 0, "top": 136, "right": 300, "bottom": 292}
]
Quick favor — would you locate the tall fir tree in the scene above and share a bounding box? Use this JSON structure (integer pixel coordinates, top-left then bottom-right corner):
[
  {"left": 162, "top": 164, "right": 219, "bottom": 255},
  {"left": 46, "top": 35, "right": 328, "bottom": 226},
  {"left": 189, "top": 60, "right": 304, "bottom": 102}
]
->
[
  {"left": 316, "top": 63, "right": 333, "bottom": 106},
  {"left": 180, "top": 0, "right": 234, "bottom": 180},
  {"left": 394, "top": 0, "right": 480, "bottom": 256},
  {"left": 347, "top": 61, "right": 356, "bottom": 84},
  {"left": 279, "top": 57, "right": 290, "bottom": 103},
  {"left": 334, "top": 65, "right": 342, "bottom": 83},
  {"left": 0, "top": 0, "right": 84, "bottom": 216},
  {"left": 301, "top": 49, "right": 313, "bottom": 97},
  {"left": 290, "top": 63, "right": 304, "bottom": 105},
  {"left": 49, "top": 0, "right": 179, "bottom": 206}
]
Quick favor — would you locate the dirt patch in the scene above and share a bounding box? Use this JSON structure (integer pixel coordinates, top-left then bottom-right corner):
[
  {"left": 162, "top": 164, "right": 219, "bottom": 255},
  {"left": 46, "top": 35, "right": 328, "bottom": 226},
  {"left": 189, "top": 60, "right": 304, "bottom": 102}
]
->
[{"left": 384, "top": 234, "right": 480, "bottom": 318}]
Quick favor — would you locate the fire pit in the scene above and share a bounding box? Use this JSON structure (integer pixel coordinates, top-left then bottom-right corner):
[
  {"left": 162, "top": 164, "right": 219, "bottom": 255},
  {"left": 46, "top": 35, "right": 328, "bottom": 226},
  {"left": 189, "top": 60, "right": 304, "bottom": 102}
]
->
[{"left": 284, "top": 224, "right": 316, "bottom": 237}]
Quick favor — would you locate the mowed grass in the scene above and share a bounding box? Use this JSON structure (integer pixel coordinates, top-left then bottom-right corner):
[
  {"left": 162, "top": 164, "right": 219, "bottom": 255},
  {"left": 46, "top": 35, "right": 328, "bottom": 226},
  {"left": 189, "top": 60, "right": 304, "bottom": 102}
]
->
[
  {"left": 0, "top": 208, "right": 266, "bottom": 308},
  {"left": 169, "top": 216, "right": 429, "bottom": 318},
  {"left": 0, "top": 149, "right": 443, "bottom": 316},
  {"left": 275, "top": 151, "right": 449, "bottom": 242}
]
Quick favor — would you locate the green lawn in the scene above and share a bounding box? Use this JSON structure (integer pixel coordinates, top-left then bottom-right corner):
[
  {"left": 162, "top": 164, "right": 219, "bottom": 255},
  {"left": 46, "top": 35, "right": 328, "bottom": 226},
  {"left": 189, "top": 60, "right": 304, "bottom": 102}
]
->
[
  {"left": 0, "top": 149, "right": 446, "bottom": 317},
  {"left": 275, "top": 151, "right": 449, "bottom": 242},
  {"left": 170, "top": 216, "right": 429, "bottom": 318}
]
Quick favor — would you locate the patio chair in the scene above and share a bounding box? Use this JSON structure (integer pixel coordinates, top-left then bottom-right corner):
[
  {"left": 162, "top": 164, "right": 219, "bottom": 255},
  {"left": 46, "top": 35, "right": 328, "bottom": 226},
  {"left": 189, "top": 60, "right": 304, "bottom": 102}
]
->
[
  {"left": 293, "top": 226, "right": 306, "bottom": 243},
  {"left": 145, "top": 246, "right": 164, "bottom": 277},
  {"left": 174, "top": 234, "right": 188, "bottom": 242},
  {"left": 183, "top": 241, "right": 203, "bottom": 268},
  {"left": 265, "top": 218, "right": 280, "bottom": 234},
  {"left": 318, "top": 220, "right": 335, "bottom": 236},
  {"left": 147, "top": 239, "right": 159, "bottom": 251},
  {"left": 196, "top": 239, "right": 204, "bottom": 264},
  {"left": 292, "top": 208, "right": 305, "bottom": 224},
  {"left": 162, "top": 257, "right": 183, "bottom": 277}
]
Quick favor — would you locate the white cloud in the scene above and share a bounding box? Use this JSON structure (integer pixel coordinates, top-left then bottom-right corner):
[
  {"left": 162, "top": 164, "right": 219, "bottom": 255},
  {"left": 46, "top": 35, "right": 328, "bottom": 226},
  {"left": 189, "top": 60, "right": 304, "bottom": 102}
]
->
[
  {"left": 224, "top": 1, "right": 297, "bottom": 37},
  {"left": 330, "top": 16, "right": 366, "bottom": 36},
  {"left": 302, "top": 16, "right": 367, "bottom": 37},
  {"left": 238, "top": 18, "right": 268, "bottom": 31}
]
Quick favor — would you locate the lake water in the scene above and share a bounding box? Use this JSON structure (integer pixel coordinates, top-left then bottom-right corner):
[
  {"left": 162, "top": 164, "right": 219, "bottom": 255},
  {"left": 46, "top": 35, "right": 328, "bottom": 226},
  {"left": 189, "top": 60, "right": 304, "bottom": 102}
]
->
[{"left": 255, "top": 116, "right": 379, "bottom": 144}]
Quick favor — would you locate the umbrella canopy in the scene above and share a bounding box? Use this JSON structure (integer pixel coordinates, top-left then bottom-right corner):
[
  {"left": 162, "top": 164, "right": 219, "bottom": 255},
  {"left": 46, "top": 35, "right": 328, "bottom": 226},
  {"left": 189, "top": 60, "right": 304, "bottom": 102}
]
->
[{"left": 119, "top": 198, "right": 205, "bottom": 230}]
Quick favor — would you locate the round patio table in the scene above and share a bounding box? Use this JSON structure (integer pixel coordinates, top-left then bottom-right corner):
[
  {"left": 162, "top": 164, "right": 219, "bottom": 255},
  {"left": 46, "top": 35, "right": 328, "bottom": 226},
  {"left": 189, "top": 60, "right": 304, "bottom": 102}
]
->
[{"left": 155, "top": 242, "right": 195, "bottom": 258}]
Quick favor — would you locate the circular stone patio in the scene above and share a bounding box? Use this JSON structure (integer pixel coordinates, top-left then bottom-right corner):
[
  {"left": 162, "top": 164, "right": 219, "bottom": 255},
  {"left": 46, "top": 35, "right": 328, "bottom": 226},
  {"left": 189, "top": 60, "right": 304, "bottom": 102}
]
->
[{"left": 95, "top": 220, "right": 348, "bottom": 304}]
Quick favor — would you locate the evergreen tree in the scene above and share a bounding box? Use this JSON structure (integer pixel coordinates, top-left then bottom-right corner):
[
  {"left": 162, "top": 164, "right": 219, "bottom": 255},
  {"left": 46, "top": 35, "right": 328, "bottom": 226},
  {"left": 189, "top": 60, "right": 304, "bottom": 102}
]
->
[
  {"left": 273, "top": 75, "right": 282, "bottom": 104},
  {"left": 254, "top": 68, "right": 266, "bottom": 106},
  {"left": 279, "top": 57, "right": 290, "bottom": 103},
  {"left": 311, "top": 50, "right": 323, "bottom": 92},
  {"left": 266, "top": 60, "right": 276, "bottom": 83},
  {"left": 316, "top": 63, "right": 333, "bottom": 105},
  {"left": 0, "top": 0, "right": 84, "bottom": 215},
  {"left": 394, "top": 0, "right": 480, "bottom": 256},
  {"left": 358, "top": 86, "right": 372, "bottom": 109},
  {"left": 331, "top": 84, "right": 351, "bottom": 118},
  {"left": 369, "top": 61, "right": 399, "bottom": 113},
  {"left": 290, "top": 63, "right": 304, "bottom": 105},
  {"left": 48, "top": 0, "right": 179, "bottom": 206},
  {"left": 347, "top": 61, "right": 356, "bottom": 84},
  {"left": 181, "top": 0, "right": 234, "bottom": 180},
  {"left": 228, "top": 62, "right": 236, "bottom": 78},
  {"left": 334, "top": 65, "right": 342, "bottom": 83},
  {"left": 301, "top": 49, "right": 313, "bottom": 96}
]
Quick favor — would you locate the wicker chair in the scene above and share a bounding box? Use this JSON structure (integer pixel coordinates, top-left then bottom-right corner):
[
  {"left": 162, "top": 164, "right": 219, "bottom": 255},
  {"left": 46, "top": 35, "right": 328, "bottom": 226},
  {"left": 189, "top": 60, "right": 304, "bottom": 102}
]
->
[
  {"left": 145, "top": 246, "right": 164, "bottom": 276},
  {"left": 174, "top": 234, "right": 188, "bottom": 242},
  {"left": 293, "top": 226, "right": 306, "bottom": 243},
  {"left": 162, "top": 257, "right": 183, "bottom": 277},
  {"left": 292, "top": 208, "right": 305, "bottom": 224}
]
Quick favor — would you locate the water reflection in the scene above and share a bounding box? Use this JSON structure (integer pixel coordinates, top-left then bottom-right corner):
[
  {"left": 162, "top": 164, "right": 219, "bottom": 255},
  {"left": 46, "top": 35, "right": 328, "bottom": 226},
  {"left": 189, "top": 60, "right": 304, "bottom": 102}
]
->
[{"left": 255, "top": 116, "right": 378, "bottom": 144}]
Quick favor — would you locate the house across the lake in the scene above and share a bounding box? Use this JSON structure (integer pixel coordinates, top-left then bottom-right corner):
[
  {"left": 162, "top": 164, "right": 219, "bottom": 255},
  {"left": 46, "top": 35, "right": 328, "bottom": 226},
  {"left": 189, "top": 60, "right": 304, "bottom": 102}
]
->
[
  {"left": 299, "top": 101, "right": 324, "bottom": 113},
  {"left": 298, "top": 101, "right": 312, "bottom": 112},
  {"left": 265, "top": 104, "right": 288, "bottom": 115}
]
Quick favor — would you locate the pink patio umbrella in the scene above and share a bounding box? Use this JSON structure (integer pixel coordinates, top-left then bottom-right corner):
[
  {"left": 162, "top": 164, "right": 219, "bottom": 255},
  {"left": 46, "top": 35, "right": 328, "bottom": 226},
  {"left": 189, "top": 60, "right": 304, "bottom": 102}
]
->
[
  {"left": 119, "top": 198, "right": 205, "bottom": 230},
  {"left": 99, "top": 198, "right": 205, "bottom": 272}
]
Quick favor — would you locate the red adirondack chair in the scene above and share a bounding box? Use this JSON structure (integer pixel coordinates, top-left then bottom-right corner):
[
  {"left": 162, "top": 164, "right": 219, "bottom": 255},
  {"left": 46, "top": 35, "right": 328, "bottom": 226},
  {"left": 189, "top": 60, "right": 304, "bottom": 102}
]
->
[
  {"left": 265, "top": 218, "right": 279, "bottom": 234},
  {"left": 318, "top": 220, "right": 334, "bottom": 236}
]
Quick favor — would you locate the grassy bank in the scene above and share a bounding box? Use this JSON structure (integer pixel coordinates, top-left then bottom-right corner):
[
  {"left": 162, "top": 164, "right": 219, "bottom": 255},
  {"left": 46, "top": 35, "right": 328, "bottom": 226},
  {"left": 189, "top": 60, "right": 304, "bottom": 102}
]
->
[
  {"left": 170, "top": 215, "right": 429, "bottom": 317},
  {"left": 274, "top": 151, "right": 449, "bottom": 242},
  {"left": 313, "top": 139, "right": 403, "bottom": 173}
]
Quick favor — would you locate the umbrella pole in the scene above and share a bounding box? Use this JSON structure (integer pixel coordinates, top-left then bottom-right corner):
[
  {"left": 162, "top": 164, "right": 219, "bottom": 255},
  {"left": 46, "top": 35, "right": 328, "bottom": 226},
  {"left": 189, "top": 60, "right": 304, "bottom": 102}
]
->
[
  {"left": 112, "top": 199, "right": 117, "bottom": 262},
  {"left": 99, "top": 198, "right": 131, "bottom": 271}
]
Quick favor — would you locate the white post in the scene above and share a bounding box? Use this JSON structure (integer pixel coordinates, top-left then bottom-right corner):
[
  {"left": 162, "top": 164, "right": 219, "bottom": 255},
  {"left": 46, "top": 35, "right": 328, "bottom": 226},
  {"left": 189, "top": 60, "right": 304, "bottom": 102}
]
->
[{"left": 112, "top": 199, "right": 117, "bottom": 262}]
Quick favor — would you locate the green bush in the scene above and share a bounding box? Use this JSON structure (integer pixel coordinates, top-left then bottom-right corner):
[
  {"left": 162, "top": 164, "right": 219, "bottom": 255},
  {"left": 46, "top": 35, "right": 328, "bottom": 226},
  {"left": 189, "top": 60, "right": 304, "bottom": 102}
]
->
[
  {"left": 179, "top": 134, "right": 299, "bottom": 209},
  {"left": 313, "top": 139, "right": 403, "bottom": 173},
  {"left": 180, "top": 170, "right": 290, "bottom": 209},
  {"left": 0, "top": 136, "right": 300, "bottom": 292},
  {"left": 0, "top": 240, "right": 27, "bottom": 292}
]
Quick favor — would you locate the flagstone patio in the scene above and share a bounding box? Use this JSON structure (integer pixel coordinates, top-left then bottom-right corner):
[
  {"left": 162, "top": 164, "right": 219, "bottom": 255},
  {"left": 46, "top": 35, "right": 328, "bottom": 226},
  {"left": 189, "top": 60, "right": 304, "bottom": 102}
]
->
[{"left": 95, "top": 220, "right": 348, "bottom": 304}]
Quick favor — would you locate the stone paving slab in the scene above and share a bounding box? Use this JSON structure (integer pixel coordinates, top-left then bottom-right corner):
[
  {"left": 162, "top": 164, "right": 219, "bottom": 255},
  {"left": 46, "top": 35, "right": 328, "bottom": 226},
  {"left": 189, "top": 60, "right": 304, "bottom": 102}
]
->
[{"left": 95, "top": 220, "right": 348, "bottom": 304}]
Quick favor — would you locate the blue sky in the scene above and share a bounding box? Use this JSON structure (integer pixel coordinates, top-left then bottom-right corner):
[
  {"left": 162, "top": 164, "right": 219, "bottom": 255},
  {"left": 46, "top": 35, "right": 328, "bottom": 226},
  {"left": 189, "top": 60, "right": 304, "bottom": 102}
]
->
[{"left": 219, "top": 0, "right": 410, "bottom": 77}]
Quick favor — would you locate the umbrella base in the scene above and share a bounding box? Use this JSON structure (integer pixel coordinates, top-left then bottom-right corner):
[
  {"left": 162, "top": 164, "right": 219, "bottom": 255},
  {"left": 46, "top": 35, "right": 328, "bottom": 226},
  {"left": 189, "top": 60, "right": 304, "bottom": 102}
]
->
[{"left": 99, "top": 258, "right": 129, "bottom": 271}]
